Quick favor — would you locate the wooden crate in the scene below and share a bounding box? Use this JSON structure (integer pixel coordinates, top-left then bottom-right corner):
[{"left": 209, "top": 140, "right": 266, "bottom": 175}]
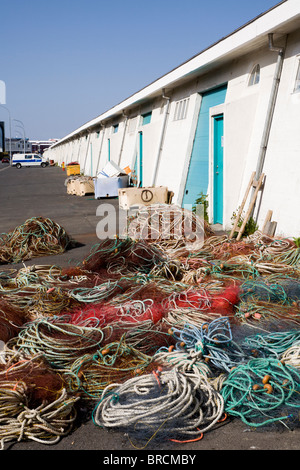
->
[{"left": 118, "top": 186, "right": 169, "bottom": 210}]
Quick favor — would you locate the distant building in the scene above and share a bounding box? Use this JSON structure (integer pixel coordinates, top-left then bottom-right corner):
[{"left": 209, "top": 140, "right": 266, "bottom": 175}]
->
[
  {"left": 30, "top": 139, "right": 58, "bottom": 154},
  {"left": 4, "top": 138, "right": 58, "bottom": 155},
  {"left": 5, "top": 137, "right": 32, "bottom": 154},
  {"left": 45, "top": 0, "right": 300, "bottom": 237}
]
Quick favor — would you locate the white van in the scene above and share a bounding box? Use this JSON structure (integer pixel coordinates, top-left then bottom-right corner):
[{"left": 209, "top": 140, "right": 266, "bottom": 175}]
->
[{"left": 12, "top": 153, "right": 49, "bottom": 168}]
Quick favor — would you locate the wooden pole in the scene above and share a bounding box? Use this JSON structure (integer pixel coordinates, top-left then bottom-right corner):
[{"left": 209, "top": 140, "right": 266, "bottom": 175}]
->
[
  {"left": 236, "top": 173, "right": 265, "bottom": 241},
  {"left": 229, "top": 171, "right": 256, "bottom": 239},
  {"left": 262, "top": 209, "right": 273, "bottom": 233}
]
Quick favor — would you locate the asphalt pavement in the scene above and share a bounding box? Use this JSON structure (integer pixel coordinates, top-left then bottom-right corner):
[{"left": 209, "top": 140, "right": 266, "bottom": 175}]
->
[{"left": 0, "top": 162, "right": 299, "bottom": 458}]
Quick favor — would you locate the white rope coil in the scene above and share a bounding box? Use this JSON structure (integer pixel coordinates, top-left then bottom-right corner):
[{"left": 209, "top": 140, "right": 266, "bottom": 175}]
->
[
  {"left": 154, "top": 348, "right": 212, "bottom": 378},
  {"left": 281, "top": 343, "right": 300, "bottom": 369},
  {"left": 0, "top": 385, "right": 79, "bottom": 450},
  {"left": 164, "top": 307, "right": 224, "bottom": 330},
  {"left": 93, "top": 368, "right": 224, "bottom": 438}
]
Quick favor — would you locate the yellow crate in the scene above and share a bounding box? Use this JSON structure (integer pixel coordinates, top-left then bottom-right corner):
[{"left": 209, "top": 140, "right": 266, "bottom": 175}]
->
[{"left": 66, "top": 165, "right": 80, "bottom": 176}]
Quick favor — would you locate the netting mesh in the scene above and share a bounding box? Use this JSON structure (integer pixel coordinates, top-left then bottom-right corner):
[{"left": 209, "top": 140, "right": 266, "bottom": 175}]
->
[
  {"left": 0, "top": 217, "right": 71, "bottom": 264},
  {"left": 0, "top": 220, "right": 299, "bottom": 448}
]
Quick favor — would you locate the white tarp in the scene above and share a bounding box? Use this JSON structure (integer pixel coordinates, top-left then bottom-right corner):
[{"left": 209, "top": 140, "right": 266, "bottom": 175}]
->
[{"left": 97, "top": 161, "right": 126, "bottom": 178}]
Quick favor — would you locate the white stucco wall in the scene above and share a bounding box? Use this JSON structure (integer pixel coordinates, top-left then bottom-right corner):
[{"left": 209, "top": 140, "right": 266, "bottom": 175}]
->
[
  {"left": 255, "top": 28, "right": 300, "bottom": 237},
  {"left": 221, "top": 45, "right": 280, "bottom": 231}
]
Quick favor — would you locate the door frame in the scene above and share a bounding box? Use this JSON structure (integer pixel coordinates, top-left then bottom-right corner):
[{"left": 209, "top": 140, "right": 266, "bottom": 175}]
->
[
  {"left": 136, "top": 131, "right": 143, "bottom": 187},
  {"left": 209, "top": 105, "right": 225, "bottom": 226}
]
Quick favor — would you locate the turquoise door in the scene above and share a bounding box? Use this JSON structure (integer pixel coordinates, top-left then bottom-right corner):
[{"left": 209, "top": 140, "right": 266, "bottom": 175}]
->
[
  {"left": 183, "top": 84, "right": 227, "bottom": 208},
  {"left": 139, "top": 132, "right": 143, "bottom": 186},
  {"left": 134, "top": 132, "right": 143, "bottom": 186},
  {"left": 213, "top": 115, "right": 224, "bottom": 224}
]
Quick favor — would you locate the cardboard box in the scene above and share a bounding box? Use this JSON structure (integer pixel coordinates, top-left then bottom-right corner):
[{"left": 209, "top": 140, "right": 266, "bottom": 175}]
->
[{"left": 118, "top": 186, "right": 169, "bottom": 210}]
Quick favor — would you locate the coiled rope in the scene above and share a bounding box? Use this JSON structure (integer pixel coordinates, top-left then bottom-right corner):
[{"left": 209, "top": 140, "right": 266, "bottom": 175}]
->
[
  {"left": 66, "top": 336, "right": 153, "bottom": 399},
  {"left": 0, "top": 217, "right": 71, "bottom": 264},
  {"left": 242, "top": 330, "right": 300, "bottom": 358},
  {"left": 7, "top": 319, "right": 105, "bottom": 370},
  {"left": 281, "top": 343, "right": 300, "bottom": 369},
  {"left": 221, "top": 357, "right": 300, "bottom": 428},
  {"left": 0, "top": 384, "right": 79, "bottom": 449},
  {"left": 154, "top": 348, "right": 212, "bottom": 379},
  {"left": 167, "top": 318, "right": 250, "bottom": 373},
  {"left": 93, "top": 368, "right": 224, "bottom": 444}
]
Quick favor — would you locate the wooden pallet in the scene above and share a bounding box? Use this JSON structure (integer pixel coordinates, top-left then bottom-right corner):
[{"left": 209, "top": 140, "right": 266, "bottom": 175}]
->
[{"left": 229, "top": 171, "right": 265, "bottom": 241}]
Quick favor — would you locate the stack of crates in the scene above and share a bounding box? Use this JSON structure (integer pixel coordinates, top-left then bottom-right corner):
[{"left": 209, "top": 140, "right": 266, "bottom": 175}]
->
[{"left": 67, "top": 176, "right": 94, "bottom": 196}]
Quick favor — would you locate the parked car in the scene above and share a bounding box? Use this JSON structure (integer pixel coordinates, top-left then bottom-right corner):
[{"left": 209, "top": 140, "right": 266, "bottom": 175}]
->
[
  {"left": 1, "top": 157, "right": 9, "bottom": 163},
  {"left": 12, "top": 153, "right": 49, "bottom": 168}
]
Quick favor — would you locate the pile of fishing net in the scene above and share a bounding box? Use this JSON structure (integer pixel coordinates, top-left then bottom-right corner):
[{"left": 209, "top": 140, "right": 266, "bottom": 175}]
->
[
  {"left": 0, "top": 226, "right": 299, "bottom": 448},
  {"left": 67, "top": 335, "right": 155, "bottom": 400},
  {"left": 0, "top": 353, "right": 79, "bottom": 449},
  {"left": 6, "top": 318, "right": 105, "bottom": 371},
  {"left": 59, "top": 282, "right": 240, "bottom": 333},
  {"left": 82, "top": 237, "right": 168, "bottom": 275},
  {"left": 125, "top": 203, "right": 215, "bottom": 257},
  {"left": 0, "top": 217, "right": 72, "bottom": 264},
  {"left": 154, "top": 321, "right": 300, "bottom": 430},
  {"left": 156, "top": 318, "right": 252, "bottom": 375},
  {"left": 0, "top": 299, "right": 26, "bottom": 342},
  {"left": 236, "top": 300, "right": 300, "bottom": 329},
  {"left": 65, "top": 298, "right": 168, "bottom": 327},
  {"left": 240, "top": 278, "right": 300, "bottom": 304}
]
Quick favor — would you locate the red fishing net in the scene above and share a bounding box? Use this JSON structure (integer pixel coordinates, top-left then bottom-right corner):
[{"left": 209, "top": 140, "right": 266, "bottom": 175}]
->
[
  {"left": 164, "top": 285, "right": 240, "bottom": 316},
  {"left": 63, "top": 299, "right": 167, "bottom": 327},
  {"left": 0, "top": 356, "right": 66, "bottom": 406},
  {"left": 0, "top": 300, "right": 26, "bottom": 342}
]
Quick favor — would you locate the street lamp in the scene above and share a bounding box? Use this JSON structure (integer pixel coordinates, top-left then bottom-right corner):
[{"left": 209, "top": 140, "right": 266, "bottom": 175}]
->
[
  {"left": 15, "top": 126, "right": 26, "bottom": 153},
  {"left": 0, "top": 104, "right": 12, "bottom": 164},
  {"left": 14, "top": 130, "right": 24, "bottom": 153},
  {"left": 13, "top": 119, "right": 26, "bottom": 154}
]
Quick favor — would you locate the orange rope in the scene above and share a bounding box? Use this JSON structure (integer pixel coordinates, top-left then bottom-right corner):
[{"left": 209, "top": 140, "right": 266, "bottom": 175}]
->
[{"left": 170, "top": 430, "right": 204, "bottom": 443}]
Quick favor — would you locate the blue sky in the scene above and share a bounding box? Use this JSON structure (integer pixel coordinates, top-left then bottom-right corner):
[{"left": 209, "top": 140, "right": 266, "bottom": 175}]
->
[{"left": 0, "top": 0, "right": 283, "bottom": 141}]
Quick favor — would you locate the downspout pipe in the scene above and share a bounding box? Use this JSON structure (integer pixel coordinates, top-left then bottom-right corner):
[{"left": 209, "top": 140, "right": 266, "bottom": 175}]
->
[
  {"left": 250, "top": 33, "right": 286, "bottom": 219},
  {"left": 83, "top": 130, "right": 91, "bottom": 173},
  {"left": 151, "top": 88, "right": 171, "bottom": 186},
  {"left": 76, "top": 133, "right": 83, "bottom": 166},
  {"left": 118, "top": 110, "right": 129, "bottom": 166},
  {"left": 96, "top": 123, "right": 105, "bottom": 174},
  {"left": 255, "top": 33, "right": 286, "bottom": 180}
]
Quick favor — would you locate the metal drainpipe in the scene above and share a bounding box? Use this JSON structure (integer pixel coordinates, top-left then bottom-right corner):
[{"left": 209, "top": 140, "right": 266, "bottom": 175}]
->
[
  {"left": 250, "top": 33, "right": 287, "bottom": 218},
  {"left": 151, "top": 88, "right": 171, "bottom": 186},
  {"left": 96, "top": 123, "right": 105, "bottom": 174},
  {"left": 255, "top": 33, "right": 287, "bottom": 180},
  {"left": 118, "top": 110, "right": 129, "bottom": 166},
  {"left": 77, "top": 133, "right": 83, "bottom": 163},
  {"left": 83, "top": 131, "right": 91, "bottom": 172}
]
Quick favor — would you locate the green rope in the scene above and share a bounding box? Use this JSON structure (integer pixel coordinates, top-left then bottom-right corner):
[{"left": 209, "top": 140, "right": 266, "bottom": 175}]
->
[
  {"left": 242, "top": 330, "right": 300, "bottom": 358},
  {"left": 221, "top": 357, "right": 300, "bottom": 427}
]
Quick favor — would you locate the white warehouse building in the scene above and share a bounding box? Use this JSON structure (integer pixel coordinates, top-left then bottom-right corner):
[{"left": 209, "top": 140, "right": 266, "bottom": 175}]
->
[{"left": 45, "top": 0, "right": 300, "bottom": 238}]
